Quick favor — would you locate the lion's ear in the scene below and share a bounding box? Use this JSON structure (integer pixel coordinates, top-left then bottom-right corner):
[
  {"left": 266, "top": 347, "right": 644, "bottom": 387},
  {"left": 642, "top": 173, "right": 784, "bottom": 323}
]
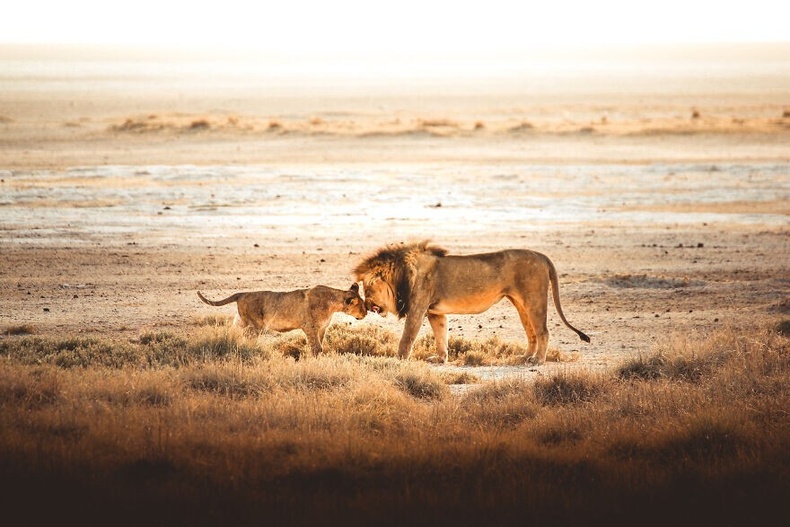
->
[{"left": 349, "top": 283, "right": 360, "bottom": 293}]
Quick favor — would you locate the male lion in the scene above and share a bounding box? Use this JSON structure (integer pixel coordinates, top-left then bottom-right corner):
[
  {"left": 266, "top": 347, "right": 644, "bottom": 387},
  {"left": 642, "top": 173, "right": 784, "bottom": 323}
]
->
[
  {"left": 197, "top": 284, "right": 367, "bottom": 355},
  {"left": 354, "top": 241, "right": 590, "bottom": 364}
]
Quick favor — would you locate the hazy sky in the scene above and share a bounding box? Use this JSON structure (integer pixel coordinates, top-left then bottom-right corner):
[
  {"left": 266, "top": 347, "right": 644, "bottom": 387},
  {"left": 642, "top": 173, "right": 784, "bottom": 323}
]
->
[{"left": 3, "top": 1, "right": 788, "bottom": 53}]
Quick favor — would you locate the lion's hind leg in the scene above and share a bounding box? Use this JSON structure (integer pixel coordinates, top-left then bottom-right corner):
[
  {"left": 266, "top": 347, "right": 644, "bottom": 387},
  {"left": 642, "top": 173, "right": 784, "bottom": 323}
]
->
[{"left": 509, "top": 296, "right": 549, "bottom": 365}]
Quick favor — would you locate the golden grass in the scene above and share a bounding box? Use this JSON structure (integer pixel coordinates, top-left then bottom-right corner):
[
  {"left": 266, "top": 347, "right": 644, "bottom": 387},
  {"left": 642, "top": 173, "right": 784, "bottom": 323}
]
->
[{"left": 1, "top": 323, "right": 788, "bottom": 525}]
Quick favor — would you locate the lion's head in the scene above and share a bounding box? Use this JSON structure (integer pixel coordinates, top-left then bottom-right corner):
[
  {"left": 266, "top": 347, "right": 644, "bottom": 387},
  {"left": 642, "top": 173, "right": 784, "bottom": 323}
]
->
[
  {"left": 359, "top": 276, "right": 397, "bottom": 317},
  {"left": 353, "top": 241, "right": 447, "bottom": 319}
]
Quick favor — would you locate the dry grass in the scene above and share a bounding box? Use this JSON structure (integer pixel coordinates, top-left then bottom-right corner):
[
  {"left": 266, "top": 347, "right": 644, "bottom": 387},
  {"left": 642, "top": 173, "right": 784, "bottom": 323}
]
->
[{"left": 1, "top": 323, "right": 788, "bottom": 526}]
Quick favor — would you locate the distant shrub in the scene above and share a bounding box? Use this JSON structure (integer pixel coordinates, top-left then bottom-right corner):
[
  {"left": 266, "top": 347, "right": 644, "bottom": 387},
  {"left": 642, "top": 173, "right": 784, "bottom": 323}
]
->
[
  {"left": 417, "top": 118, "right": 458, "bottom": 128},
  {"left": 3, "top": 324, "right": 35, "bottom": 336},
  {"left": 188, "top": 119, "right": 211, "bottom": 130},
  {"left": 508, "top": 121, "right": 535, "bottom": 133}
]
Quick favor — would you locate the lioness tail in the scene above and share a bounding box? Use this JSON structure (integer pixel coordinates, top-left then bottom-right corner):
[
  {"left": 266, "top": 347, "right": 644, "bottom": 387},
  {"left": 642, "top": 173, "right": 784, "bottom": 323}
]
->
[{"left": 197, "top": 291, "right": 243, "bottom": 307}]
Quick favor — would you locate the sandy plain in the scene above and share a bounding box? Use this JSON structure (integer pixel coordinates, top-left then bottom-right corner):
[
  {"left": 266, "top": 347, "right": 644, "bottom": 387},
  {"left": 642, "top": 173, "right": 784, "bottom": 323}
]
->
[{"left": 1, "top": 44, "right": 788, "bottom": 379}]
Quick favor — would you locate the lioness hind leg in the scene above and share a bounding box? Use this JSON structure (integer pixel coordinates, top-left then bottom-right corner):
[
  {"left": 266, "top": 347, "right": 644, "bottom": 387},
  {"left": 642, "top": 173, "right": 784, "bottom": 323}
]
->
[
  {"left": 233, "top": 312, "right": 246, "bottom": 328},
  {"left": 304, "top": 323, "right": 327, "bottom": 357}
]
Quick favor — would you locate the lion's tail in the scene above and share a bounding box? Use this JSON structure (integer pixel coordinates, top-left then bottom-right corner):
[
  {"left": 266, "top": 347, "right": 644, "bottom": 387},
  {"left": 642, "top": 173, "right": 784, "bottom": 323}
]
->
[
  {"left": 547, "top": 261, "right": 591, "bottom": 343},
  {"left": 197, "top": 291, "right": 243, "bottom": 307}
]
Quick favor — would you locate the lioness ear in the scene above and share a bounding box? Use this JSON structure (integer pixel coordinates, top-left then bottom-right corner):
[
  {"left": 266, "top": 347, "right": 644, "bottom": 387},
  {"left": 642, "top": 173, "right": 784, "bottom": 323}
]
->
[{"left": 349, "top": 283, "right": 359, "bottom": 293}]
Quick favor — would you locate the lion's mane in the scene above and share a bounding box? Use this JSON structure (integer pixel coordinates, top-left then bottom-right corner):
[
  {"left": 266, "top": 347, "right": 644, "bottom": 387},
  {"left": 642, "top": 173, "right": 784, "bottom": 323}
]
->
[{"left": 353, "top": 240, "right": 447, "bottom": 318}]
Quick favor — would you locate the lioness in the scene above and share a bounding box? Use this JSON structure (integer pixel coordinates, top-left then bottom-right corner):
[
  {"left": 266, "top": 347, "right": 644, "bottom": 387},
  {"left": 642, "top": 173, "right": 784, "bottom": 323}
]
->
[
  {"left": 196, "top": 284, "right": 367, "bottom": 355},
  {"left": 354, "top": 241, "right": 590, "bottom": 364}
]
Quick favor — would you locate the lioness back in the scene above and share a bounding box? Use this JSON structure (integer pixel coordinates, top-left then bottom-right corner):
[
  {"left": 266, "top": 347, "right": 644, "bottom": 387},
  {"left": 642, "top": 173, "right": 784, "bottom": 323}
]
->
[{"left": 236, "top": 289, "right": 310, "bottom": 332}]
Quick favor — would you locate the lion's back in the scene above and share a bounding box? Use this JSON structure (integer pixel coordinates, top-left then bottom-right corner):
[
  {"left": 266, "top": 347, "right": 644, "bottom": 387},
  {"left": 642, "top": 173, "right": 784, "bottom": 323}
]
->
[{"left": 438, "top": 249, "right": 549, "bottom": 283}]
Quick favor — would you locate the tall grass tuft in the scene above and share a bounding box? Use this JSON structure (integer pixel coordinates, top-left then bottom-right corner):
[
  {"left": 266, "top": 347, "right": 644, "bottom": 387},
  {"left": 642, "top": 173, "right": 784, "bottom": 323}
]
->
[
  {"left": 3, "top": 324, "right": 35, "bottom": 336},
  {"left": 395, "top": 369, "right": 448, "bottom": 400},
  {"left": 188, "top": 326, "right": 263, "bottom": 363},
  {"left": 325, "top": 323, "right": 399, "bottom": 356},
  {"left": 461, "top": 378, "right": 539, "bottom": 429},
  {"left": 533, "top": 370, "right": 609, "bottom": 405}
]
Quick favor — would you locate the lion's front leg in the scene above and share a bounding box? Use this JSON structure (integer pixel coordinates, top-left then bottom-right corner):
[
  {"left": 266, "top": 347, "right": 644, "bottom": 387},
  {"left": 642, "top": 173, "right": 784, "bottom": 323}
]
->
[
  {"left": 398, "top": 310, "right": 427, "bottom": 359},
  {"left": 427, "top": 313, "right": 448, "bottom": 363}
]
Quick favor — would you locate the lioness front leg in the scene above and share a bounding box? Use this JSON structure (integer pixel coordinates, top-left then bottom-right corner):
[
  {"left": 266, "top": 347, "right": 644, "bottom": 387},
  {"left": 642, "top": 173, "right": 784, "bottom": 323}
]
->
[
  {"left": 427, "top": 313, "right": 448, "bottom": 363},
  {"left": 398, "top": 310, "right": 427, "bottom": 359},
  {"left": 305, "top": 329, "right": 323, "bottom": 356}
]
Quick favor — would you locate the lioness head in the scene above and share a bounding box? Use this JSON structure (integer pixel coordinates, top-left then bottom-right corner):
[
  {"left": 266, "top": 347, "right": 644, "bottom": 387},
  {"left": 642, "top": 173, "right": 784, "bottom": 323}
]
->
[
  {"left": 342, "top": 283, "right": 368, "bottom": 320},
  {"left": 361, "top": 277, "right": 397, "bottom": 317}
]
